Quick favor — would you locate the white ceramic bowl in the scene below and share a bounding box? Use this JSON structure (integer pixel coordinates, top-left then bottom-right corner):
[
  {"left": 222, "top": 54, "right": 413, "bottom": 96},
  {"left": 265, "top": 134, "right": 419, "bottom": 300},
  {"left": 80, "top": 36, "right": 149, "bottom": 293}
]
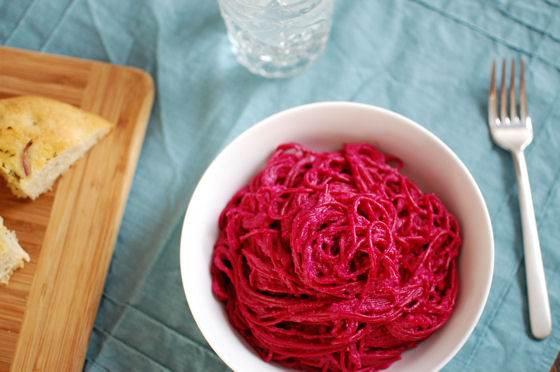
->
[{"left": 180, "top": 102, "right": 494, "bottom": 372}]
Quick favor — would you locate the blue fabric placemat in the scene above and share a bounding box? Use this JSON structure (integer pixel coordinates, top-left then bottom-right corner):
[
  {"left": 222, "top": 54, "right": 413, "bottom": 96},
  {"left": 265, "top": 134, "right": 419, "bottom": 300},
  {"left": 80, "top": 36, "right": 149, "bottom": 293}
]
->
[{"left": 2, "top": 0, "right": 559, "bottom": 371}]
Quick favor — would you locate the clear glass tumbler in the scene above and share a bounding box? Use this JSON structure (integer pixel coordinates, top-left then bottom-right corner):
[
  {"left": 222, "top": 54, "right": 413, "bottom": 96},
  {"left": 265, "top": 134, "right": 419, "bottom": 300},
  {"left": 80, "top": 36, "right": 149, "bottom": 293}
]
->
[{"left": 218, "top": 0, "right": 334, "bottom": 78}]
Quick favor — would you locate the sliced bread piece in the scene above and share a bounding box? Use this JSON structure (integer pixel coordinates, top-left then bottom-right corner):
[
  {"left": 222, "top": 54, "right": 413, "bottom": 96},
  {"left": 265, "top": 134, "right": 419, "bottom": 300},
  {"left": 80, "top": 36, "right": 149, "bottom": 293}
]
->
[
  {"left": 0, "top": 216, "right": 29, "bottom": 285},
  {"left": 0, "top": 95, "right": 114, "bottom": 199}
]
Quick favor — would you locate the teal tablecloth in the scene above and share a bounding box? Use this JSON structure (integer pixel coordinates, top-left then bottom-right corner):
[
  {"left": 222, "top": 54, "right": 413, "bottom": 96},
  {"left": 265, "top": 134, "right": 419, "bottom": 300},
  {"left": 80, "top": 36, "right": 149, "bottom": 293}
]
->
[{"left": 2, "top": 0, "right": 560, "bottom": 371}]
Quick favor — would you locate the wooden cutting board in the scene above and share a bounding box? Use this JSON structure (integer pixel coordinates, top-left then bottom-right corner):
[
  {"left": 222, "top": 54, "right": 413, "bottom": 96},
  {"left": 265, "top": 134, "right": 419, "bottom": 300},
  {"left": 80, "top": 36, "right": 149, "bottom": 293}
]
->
[{"left": 0, "top": 46, "right": 154, "bottom": 371}]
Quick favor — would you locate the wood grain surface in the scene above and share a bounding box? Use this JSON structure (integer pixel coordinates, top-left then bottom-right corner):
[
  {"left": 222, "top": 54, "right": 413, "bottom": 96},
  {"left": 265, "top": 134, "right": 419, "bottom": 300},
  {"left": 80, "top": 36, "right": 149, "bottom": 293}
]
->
[{"left": 0, "top": 46, "right": 154, "bottom": 371}]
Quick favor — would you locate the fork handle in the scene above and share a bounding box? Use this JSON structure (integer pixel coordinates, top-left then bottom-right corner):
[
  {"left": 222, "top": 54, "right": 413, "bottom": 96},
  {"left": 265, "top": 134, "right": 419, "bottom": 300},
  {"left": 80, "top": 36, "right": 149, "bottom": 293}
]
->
[{"left": 512, "top": 150, "right": 552, "bottom": 339}]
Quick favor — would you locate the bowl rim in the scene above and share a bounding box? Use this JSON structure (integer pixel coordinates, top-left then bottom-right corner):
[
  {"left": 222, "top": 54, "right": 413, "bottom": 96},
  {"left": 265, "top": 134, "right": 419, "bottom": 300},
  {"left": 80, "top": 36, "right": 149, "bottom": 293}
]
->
[{"left": 180, "top": 101, "right": 494, "bottom": 372}]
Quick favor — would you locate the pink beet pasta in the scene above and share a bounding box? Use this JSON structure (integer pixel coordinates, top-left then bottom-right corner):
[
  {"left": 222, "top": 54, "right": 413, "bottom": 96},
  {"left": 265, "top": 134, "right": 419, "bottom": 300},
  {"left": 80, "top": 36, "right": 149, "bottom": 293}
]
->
[{"left": 211, "top": 143, "right": 461, "bottom": 372}]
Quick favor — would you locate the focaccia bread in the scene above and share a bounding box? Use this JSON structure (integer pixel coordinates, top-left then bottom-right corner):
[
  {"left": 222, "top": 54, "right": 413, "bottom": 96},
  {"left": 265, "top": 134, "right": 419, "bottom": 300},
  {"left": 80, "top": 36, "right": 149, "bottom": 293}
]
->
[
  {"left": 0, "top": 216, "right": 29, "bottom": 285},
  {"left": 0, "top": 96, "right": 114, "bottom": 199}
]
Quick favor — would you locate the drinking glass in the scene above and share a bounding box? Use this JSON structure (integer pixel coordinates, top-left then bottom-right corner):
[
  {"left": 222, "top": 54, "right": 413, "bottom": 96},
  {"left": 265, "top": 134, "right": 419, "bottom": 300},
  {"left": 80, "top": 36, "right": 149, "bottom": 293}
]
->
[{"left": 218, "top": 0, "right": 335, "bottom": 78}]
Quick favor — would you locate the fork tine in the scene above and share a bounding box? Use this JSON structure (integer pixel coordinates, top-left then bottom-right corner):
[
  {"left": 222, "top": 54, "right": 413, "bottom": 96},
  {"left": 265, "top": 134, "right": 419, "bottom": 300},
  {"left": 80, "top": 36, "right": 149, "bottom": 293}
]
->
[
  {"left": 510, "top": 59, "right": 518, "bottom": 120},
  {"left": 520, "top": 59, "right": 528, "bottom": 120},
  {"left": 489, "top": 60, "right": 498, "bottom": 125},
  {"left": 500, "top": 59, "right": 508, "bottom": 123}
]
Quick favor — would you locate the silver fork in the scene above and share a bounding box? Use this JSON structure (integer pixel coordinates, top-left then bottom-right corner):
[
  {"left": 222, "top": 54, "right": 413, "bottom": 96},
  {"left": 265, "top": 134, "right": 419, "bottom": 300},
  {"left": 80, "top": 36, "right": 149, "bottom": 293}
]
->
[{"left": 488, "top": 59, "right": 551, "bottom": 339}]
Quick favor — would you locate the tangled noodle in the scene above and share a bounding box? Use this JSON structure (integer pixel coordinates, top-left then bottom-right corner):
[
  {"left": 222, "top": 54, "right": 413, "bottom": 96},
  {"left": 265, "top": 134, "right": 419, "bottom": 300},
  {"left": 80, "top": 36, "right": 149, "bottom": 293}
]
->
[{"left": 211, "top": 143, "right": 460, "bottom": 371}]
